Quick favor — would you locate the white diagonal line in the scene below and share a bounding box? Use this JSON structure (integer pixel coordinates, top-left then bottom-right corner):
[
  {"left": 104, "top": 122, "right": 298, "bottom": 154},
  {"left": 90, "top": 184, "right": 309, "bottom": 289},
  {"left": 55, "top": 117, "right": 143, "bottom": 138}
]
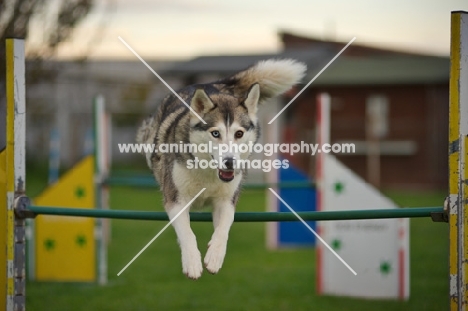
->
[
  {"left": 268, "top": 188, "right": 357, "bottom": 275},
  {"left": 268, "top": 37, "right": 356, "bottom": 124},
  {"left": 118, "top": 36, "right": 206, "bottom": 124},
  {"left": 117, "top": 188, "right": 206, "bottom": 276}
]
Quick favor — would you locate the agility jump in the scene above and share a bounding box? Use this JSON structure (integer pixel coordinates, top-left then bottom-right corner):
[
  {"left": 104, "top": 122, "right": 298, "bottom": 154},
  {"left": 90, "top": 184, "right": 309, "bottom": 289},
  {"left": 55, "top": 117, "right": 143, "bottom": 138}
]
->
[{"left": 1, "top": 10, "right": 467, "bottom": 311}]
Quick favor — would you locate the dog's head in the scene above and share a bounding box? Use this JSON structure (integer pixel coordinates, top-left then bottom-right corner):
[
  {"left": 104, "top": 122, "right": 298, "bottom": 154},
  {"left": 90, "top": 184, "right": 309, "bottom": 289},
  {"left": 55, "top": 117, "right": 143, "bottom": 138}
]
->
[{"left": 188, "top": 84, "right": 261, "bottom": 182}]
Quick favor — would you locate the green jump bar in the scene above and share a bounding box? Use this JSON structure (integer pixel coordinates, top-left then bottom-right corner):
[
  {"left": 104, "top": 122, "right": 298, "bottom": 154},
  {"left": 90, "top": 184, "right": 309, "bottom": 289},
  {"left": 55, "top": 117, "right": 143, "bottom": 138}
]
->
[{"left": 27, "top": 206, "right": 443, "bottom": 222}]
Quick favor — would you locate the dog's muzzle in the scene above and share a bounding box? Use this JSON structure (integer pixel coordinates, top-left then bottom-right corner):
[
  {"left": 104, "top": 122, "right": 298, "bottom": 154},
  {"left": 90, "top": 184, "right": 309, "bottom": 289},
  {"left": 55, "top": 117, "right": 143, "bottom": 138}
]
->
[{"left": 218, "top": 157, "right": 235, "bottom": 182}]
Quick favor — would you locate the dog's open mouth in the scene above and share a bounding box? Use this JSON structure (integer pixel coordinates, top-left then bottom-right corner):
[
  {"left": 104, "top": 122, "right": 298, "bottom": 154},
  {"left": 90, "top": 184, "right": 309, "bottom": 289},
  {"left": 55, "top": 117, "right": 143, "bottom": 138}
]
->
[{"left": 218, "top": 169, "right": 235, "bottom": 182}]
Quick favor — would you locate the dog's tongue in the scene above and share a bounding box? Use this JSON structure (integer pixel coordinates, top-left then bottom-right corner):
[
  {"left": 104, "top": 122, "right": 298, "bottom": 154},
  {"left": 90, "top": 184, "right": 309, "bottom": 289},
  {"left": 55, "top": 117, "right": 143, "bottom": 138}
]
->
[{"left": 219, "top": 170, "right": 234, "bottom": 179}]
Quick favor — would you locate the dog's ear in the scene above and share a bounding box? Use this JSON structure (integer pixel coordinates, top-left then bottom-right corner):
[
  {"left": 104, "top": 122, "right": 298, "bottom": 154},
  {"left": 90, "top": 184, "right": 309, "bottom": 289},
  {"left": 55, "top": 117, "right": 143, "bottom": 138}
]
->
[
  {"left": 244, "top": 83, "right": 260, "bottom": 120},
  {"left": 190, "top": 89, "right": 214, "bottom": 125}
]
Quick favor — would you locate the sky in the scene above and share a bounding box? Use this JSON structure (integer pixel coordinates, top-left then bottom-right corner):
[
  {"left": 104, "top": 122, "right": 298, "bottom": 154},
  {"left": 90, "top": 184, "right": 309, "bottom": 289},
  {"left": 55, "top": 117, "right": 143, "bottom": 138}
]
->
[{"left": 37, "top": 0, "right": 468, "bottom": 60}]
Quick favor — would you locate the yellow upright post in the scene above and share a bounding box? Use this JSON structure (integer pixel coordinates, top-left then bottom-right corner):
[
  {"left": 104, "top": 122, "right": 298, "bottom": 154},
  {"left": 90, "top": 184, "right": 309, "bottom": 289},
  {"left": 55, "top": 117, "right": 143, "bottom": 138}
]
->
[
  {"left": 2, "top": 38, "right": 26, "bottom": 311},
  {"left": 0, "top": 79, "right": 7, "bottom": 311},
  {"left": 449, "top": 11, "right": 468, "bottom": 311}
]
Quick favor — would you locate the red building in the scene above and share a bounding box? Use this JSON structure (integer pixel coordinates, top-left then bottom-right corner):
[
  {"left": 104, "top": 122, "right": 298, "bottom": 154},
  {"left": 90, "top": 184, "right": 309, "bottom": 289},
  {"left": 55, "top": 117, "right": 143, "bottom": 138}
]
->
[{"left": 280, "top": 31, "right": 449, "bottom": 190}]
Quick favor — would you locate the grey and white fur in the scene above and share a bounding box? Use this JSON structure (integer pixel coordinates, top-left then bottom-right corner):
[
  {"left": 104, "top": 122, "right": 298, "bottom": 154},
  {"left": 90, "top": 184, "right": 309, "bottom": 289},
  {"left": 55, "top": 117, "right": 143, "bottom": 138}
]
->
[{"left": 136, "top": 59, "right": 306, "bottom": 279}]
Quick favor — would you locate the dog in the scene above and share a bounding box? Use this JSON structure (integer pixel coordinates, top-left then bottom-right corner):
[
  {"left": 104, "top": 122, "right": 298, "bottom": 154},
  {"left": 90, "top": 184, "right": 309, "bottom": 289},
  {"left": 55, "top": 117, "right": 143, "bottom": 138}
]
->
[{"left": 136, "top": 59, "right": 306, "bottom": 279}]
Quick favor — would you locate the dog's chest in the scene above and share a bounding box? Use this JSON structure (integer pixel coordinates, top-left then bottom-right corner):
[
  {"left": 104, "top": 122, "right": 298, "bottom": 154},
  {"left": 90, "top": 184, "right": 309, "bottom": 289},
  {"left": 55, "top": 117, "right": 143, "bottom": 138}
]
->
[{"left": 172, "top": 162, "right": 241, "bottom": 203}]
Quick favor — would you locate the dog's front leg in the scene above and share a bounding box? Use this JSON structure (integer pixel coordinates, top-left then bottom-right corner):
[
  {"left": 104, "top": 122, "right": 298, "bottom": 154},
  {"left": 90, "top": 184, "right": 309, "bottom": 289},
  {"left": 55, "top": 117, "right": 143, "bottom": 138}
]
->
[
  {"left": 167, "top": 202, "right": 203, "bottom": 280},
  {"left": 204, "top": 199, "right": 235, "bottom": 274}
]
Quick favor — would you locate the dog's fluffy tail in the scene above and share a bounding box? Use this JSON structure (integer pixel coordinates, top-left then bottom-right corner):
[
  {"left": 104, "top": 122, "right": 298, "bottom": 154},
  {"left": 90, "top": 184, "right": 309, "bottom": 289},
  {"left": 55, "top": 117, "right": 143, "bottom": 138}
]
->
[{"left": 231, "top": 59, "right": 306, "bottom": 102}]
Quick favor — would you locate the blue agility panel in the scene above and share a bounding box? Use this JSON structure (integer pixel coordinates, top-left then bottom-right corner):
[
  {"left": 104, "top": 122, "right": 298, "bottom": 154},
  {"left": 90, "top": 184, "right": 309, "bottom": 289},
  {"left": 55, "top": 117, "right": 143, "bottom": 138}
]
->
[{"left": 278, "top": 165, "right": 316, "bottom": 247}]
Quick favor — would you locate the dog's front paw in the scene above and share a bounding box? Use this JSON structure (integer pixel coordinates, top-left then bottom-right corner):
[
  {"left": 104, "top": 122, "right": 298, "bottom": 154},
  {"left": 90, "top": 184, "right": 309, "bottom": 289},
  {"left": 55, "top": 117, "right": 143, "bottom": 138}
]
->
[
  {"left": 181, "top": 247, "right": 203, "bottom": 280},
  {"left": 204, "top": 239, "right": 227, "bottom": 274}
]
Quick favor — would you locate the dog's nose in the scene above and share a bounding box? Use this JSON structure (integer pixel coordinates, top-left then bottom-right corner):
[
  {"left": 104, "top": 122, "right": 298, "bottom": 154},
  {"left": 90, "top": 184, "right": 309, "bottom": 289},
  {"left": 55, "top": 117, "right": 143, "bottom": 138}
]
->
[{"left": 224, "top": 157, "right": 235, "bottom": 170}]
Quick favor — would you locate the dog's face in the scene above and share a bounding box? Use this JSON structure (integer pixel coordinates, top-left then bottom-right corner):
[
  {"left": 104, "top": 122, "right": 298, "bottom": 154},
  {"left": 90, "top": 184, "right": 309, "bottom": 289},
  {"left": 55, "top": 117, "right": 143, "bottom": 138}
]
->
[{"left": 189, "top": 84, "right": 260, "bottom": 182}]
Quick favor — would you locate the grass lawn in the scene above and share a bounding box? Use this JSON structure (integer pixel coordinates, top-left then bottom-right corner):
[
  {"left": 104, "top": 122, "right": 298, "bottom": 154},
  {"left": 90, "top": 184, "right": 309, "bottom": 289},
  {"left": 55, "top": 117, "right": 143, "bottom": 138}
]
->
[{"left": 25, "top": 171, "right": 448, "bottom": 311}]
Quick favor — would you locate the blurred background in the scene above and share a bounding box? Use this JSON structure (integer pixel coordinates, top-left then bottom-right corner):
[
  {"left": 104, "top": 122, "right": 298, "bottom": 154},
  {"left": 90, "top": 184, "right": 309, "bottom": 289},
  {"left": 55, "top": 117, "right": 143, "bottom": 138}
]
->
[
  {"left": 0, "top": 0, "right": 463, "bottom": 190},
  {"left": 0, "top": 0, "right": 465, "bottom": 310}
]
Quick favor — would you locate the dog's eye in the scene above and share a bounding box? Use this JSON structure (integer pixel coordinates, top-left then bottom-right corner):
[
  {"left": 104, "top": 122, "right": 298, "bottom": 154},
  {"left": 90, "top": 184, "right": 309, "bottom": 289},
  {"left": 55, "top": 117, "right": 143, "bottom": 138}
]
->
[
  {"left": 235, "top": 131, "right": 244, "bottom": 138},
  {"left": 211, "top": 131, "right": 220, "bottom": 138}
]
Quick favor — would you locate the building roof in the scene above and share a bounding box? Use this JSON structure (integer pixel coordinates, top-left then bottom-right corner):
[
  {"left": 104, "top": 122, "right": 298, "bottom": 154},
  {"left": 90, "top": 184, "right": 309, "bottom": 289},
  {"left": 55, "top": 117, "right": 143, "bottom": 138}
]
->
[
  {"left": 279, "top": 31, "right": 431, "bottom": 57},
  {"left": 166, "top": 48, "right": 333, "bottom": 75},
  {"left": 167, "top": 30, "right": 449, "bottom": 86},
  {"left": 167, "top": 50, "right": 449, "bottom": 86},
  {"left": 309, "top": 55, "right": 449, "bottom": 86}
]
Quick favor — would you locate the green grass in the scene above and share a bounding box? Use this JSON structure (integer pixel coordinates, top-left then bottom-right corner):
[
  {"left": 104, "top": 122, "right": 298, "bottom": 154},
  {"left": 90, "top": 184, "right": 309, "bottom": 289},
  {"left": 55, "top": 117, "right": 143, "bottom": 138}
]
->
[{"left": 25, "top": 176, "right": 448, "bottom": 310}]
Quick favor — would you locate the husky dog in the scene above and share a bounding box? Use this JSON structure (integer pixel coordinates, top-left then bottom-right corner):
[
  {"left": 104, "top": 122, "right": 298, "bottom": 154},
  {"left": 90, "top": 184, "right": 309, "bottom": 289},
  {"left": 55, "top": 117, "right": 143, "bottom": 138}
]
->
[{"left": 136, "top": 59, "right": 306, "bottom": 279}]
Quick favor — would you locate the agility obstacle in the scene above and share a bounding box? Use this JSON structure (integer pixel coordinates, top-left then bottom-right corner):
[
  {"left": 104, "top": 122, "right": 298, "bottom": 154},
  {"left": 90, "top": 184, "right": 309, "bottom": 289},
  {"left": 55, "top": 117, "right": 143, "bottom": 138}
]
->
[
  {"left": 2, "top": 10, "right": 468, "bottom": 310},
  {"left": 20, "top": 205, "right": 443, "bottom": 222},
  {"left": 1, "top": 38, "right": 26, "bottom": 310},
  {"left": 448, "top": 11, "right": 468, "bottom": 310}
]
